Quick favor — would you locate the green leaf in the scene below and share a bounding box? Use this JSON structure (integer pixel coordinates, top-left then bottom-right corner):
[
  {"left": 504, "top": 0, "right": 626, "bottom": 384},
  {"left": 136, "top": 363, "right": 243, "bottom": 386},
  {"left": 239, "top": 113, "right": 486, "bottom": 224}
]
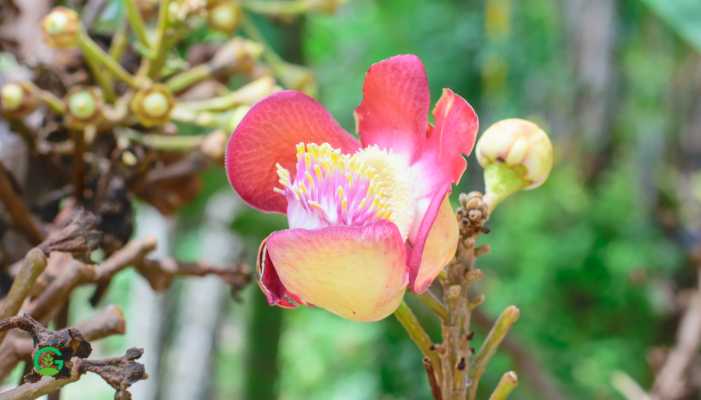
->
[{"left": 641, "top": 0, "right": 701, "bottom": 50}]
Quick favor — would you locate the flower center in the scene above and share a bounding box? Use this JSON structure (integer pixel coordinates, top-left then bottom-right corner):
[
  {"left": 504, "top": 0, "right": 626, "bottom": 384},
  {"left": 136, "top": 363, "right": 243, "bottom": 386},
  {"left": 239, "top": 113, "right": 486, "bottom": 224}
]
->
[{"left": 276, "top": 143, "right": 414, "bottom": 238}]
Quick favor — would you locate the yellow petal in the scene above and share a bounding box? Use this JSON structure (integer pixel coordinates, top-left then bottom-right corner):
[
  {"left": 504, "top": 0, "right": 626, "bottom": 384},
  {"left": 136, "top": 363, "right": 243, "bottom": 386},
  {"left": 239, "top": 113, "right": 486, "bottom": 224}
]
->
[{"left": 266, "top": 221, "right": 408, "bottom": 321}]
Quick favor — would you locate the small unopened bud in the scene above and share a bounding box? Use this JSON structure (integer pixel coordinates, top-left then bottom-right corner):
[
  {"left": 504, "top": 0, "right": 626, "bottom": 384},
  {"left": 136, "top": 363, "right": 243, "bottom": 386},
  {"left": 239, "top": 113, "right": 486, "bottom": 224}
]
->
[
  {"left": 1, "top": 82, "right": 36, "bottom": 116},
  {"left": 131, "top": 84, "right": 175, "bottom": 127},
  {"left": 65, "top": 87, "right": 103, "bottom": 129},
  {"left": 476, "top": 118, "right": 553, "bottom": 210},
  {"left": 42, "top": 7, "right": 80, "bottom": 48},
  {"left": 211, "top": 38, "right": 263, "bottom": 75},
  {"left": 1, "top": 84, "right": 23, "bottom": 111},
  {"left": 207, "top": 1, "right": 242, "bottom": 33}
]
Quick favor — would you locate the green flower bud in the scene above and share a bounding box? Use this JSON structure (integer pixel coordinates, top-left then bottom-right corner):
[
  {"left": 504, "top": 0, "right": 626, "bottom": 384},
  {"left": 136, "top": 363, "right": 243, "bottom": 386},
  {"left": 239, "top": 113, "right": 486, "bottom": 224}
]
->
[
  {"left": 64, "top": 87, "right": 103, "bottom": 129},
  {"left": 476, "top": 118, "right": 554, "bottom": 210},
  {"left": 1, "top": 84, "right": 23, "bottom": 111},
  {"left": 207, "top": 2, "right": 242, "bottom": 33},
  {"left": 131, "top": 84, "right": 174, "bottom": 127},
  {"left": 1, "top": 82, "right": 37, "bottom": 117},
  {"left": 42, "top": 7, "right": 80, "bottom": 48}
]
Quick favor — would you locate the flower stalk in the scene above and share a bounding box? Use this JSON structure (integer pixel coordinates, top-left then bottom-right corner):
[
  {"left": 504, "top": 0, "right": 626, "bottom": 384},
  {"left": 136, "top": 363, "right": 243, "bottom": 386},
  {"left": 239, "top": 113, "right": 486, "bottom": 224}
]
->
[
  {"left": 468, "top": 306, "right": 520, "bottom": 400},
  {"left": 393, "top": 301, "right": 440, "bottom": 369},
  {"left": 77, "top": 29, "right": 141, "bottom": 88},
  {"left": 123, "top": 0, "right": 151, "bottom": 50},
  {"left": 488, "top": 371, "right": 519, "bottom": 400},
  {"left": 146, "top": 0, "right": 173, "bottom": 79}
]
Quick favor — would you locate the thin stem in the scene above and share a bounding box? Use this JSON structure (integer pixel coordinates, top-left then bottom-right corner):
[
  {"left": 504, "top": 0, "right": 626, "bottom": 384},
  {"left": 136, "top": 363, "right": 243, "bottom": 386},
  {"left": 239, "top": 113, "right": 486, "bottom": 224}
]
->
[
  {"left": 0, "top": 248, "right": 47, "bottom": 343},
  {"left": 174, "top": 76, "right": 274, "bottom": 112},
  {"left": 119, "top": 129, "right": 205, "bottom": 151},
  {"left": 393, "top": 301, "right": 440, "bottom": 368},
  {"left": 165, "top": 65, "right": 213, "bottom": 92},
  {"left": 240, "top": 15, "right": 284, "bottom": 66},
  {"left": 83, "top": 52, "right": 115, "bottom": 102},
  {"left": 0, "top": 164, "right": 44, "bottom": 245},
  {"left": 25, "top": 82, "right": 65, "bottom": 114},
  {"left": 147, "top": 0, "right": 173, "bottom": 79},
  {"left": 72, "top": 128, "right": 88, "bottom": 201},
  {"left": 488, "top": 371, "right": 518, "bottom": 400},
  {"left": 468, "top": 306, "right": 520, "bottom": 400},
  {"left": 123, "top": 0, "right": 151, "bottom": 50},
  {"left": 109, "top": 20, "right": 129, "bottom": 62},
  {"left": 417, "top": 291, "right": 448, "bottom": 321},
  {"left": 77, "top": 29, "right": 141, "bottom": 88}
]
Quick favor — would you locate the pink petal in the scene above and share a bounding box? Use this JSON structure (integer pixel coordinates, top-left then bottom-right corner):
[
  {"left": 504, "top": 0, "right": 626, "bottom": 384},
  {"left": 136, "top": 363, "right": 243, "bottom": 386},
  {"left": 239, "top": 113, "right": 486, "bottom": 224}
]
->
[
  {"left": 257, "top": 237, "right": 305, "bottom": 308},
  {"left": 411, "top": 196, "right": 458, "bottom": 292},
  {"left": 265, "top": 222, "right": 408, "bottom": 321},
  {"left": 226, "top": 91, "right": 360, "bottom": 213},
  {"left": 425, "top": 88, "right": 479, "bottom": 184},
  {"left": 354, "top": 55, "right": 430, "bottom": 159},
  {"left": 404, "top": 90, "right": 477, "bottom": 291}
]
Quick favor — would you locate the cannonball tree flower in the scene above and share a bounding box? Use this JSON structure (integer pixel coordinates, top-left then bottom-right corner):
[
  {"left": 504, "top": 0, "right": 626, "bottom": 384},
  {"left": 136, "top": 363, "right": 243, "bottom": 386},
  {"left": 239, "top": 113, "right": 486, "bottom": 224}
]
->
[{"left": 225, "top": 55, "right": 478, "bottom": 321}]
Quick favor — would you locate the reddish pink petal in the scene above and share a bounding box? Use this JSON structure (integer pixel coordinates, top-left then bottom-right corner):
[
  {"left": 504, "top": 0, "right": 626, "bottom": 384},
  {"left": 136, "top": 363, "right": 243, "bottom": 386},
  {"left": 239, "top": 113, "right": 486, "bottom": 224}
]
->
[
  {"left": 411, "top": 196, "right": 458, "bottom": 292},
  {"left": 265, "top": 222, "right": 408, "bottom": 321},
  {"left": 406, "top": 187, "right": 451, "bottom": 291},
  {"left": 355, "top": 55, "right": 430, "bottom": 159},
  {"left": 257, "top": 237, "right": 305, "bottom": 308},
  {"left": 426, "top": 88, "right": 479, "bottom": 184},
  {"left": 226, "top": 91, "right": 360, "bottom": 213}
]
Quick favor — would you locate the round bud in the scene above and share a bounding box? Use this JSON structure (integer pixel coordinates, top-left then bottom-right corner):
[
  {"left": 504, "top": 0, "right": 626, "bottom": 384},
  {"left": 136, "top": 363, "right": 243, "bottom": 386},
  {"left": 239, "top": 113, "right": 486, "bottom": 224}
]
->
[
  {"left": 1, "top": 84, "right": 24, "bottom": 112},
  {"left": 476, "top": 118, "right": 554, "bottom": 209},
  {"left": 1, "top": 82, "right": 37, "bottom": 117},
  {"left": 68, "top": 91, "right": 97, "bottom": 120},
  {"left": 142, "top": 92, "right": 169, "bottom": 118},
  {"left": 131, "top": 84, "right": 174, "bottom": 127},
  {"left": 64, "top": 87, "right": 103, "bottom": 129},
  {"left": 42, "top": 7, "right": 80, "bottom": 48},
  {"left": 207, "top": 2, "right": 242, "bottom": 33}
]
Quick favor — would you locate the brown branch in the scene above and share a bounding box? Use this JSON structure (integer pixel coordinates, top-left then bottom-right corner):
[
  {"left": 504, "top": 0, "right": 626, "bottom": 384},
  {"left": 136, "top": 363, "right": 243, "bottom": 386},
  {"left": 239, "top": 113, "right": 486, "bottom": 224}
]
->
[
  {"left": 136, "top": 257, "right": 251, "bottom": 298},
  {"left": 0, "top": 306, "right": 126, "bottom": 380},
  {"left": 436, "top": 192, "right": 490, "bottom": 400},
  {"left": 0, "top": 348, "right": 146, "bottom": 400},
  {"left": 424, "top": 357, "right": 443, "bottom": 400},
  {"left": 94, "top": 237, "right": 158, "bottom": 282},
  {"left": 651, "top": 264, "right": 701, "bottom": 400},
  {"left": 38, "top": 209, "right": 101, "bottom": 260},
  {"left": 0, "top": 163, "right": 44, "bottom": 245},
  {"left": 0, "top": 249, "right": 47, "bottom": 344}
]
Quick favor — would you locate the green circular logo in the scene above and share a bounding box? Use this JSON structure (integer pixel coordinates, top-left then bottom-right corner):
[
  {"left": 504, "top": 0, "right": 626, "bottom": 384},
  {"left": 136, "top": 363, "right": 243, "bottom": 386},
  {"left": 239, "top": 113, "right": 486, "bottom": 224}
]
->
[{"left": 33, "top": 346, "right": 64, "bottom": 377}]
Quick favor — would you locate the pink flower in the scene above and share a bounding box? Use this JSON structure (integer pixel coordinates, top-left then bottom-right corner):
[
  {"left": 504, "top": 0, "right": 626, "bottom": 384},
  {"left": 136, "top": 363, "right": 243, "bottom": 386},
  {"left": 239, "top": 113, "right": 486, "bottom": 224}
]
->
[{"left": 226, "top": 55, "right": 478, "bottom": 321}]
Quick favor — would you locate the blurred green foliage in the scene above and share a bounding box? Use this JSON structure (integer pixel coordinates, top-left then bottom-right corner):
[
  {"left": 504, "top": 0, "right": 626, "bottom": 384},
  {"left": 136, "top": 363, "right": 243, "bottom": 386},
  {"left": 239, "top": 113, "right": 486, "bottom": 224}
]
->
[
  {"left": 51, "top": 0, "right": 697, "bottom": 399},
  {"left": 225, "top": 1, "right": 692, "bottom": 399}
]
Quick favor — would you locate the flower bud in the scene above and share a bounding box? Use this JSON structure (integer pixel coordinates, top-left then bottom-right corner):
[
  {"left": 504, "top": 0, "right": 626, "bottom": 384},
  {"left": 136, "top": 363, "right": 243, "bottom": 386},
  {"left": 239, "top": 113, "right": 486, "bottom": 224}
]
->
[
  {"left": 476, "top": 118, "right": 553, "bottom": 210},
  {"left": 131, "top": 84, "right": 175, "bottom": 127},
  {"left": 211, "top": 38, "right": 263, "bottom": 75},
  {"left": 207, "top": 1, "right": 242, "bottom": 33},
  {"left": 42, "top": 7, "right": 80, "bottom": 48},
  {"left": 65, "top": 87, "right": 103, "bottom": 129},
  {"left": 1, "top": 82, "right": 37, "bottom": 117}
]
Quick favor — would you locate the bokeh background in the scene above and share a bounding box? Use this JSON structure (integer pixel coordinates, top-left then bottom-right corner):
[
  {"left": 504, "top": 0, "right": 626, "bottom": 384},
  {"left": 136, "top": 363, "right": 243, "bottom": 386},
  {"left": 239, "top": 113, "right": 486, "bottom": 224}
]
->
[{"left": 4, "top": 0, "right": 701, "bottom": 399}]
